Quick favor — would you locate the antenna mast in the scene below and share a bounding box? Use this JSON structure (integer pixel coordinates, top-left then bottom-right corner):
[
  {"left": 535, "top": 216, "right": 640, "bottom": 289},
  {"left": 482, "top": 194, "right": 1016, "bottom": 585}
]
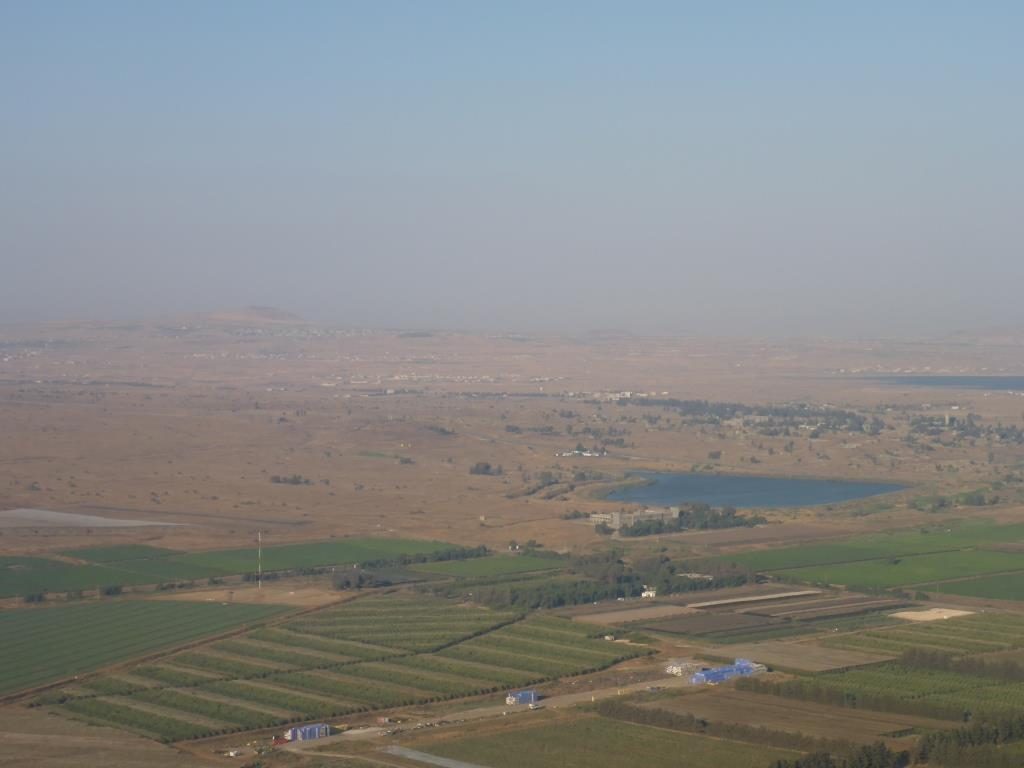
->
[{"left": 257, "top": 530, "right": 262, "bottom": 591}]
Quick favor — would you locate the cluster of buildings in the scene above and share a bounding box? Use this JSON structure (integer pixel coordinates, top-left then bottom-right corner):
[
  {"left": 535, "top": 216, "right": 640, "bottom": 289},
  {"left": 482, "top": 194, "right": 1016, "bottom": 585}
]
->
[
  {"left": 590, "top": 506, "right": 680, "bottom": 531},
  {"left": 664, "top": 658, "right": 766, "bottom": 684}
]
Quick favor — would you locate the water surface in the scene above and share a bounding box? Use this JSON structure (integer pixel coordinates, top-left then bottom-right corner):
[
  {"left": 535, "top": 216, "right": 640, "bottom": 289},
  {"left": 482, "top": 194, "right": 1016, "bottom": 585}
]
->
[
  {"left": 606, "top": 472, "right": 906, "bottom": 508},
  {"left": 872, "top": 375, "right": 1024, "bottom": 391}
]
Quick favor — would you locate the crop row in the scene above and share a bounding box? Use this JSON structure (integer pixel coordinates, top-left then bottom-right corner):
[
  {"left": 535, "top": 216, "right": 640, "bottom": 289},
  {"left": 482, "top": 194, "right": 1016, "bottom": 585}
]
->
[
  {"left": 132, "top": 664, "right": 225, "bottom": 687},
  {"left": 204, "top": 679, "right": 357, "bottom": 717},
  {"left": 76, "top": 675, "right": 153, "bottom": 697},
  {"left": 134, "top": 688, "right": 283, "bottom": 729},
  {"left": 467, "top": 634, "right": 619, "bottom": 668},
  {"left": 63, "top": 697, "right": 209, "bottom": 742},
  {"left": 208, "top": 638, "right": 354, "bottom": 667},
  {"left": 341, "top": 661, "right": 497, "bottom": 695},
  {"left": 390, "top": 654, "right": 535, "bottom": 687},
  {"left": 172, "top": 651, "right": 288, "bottom": 678},
  {"left": 440, "top": 643, "right": 588, "bottom": 678},
  {"left": 250, "top": 628, "right": 398, "bottom": 659},
  {"left": 0, "top": 601, "right": 287, "bottom": 696}
]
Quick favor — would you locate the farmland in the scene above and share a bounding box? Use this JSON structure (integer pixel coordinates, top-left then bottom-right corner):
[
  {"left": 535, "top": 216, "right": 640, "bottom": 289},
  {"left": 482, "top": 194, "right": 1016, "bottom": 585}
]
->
[
  {"left": 47, "top": 595, "right": 646, "bottom": 742},
  {"left": 923, "top": 572, "right": 1024, "bottom": 601},
  {"left": 639, "top": 688, "right": 956, "bottom": 745},
  {"left": 5, "top": 320, "right": 1024, "bottom": 767},
  {"left": 0, "top": 600, "right": 288, "bottom": 696},
  {"left": 759, "top": 663, "right": 1024, "bottom": 722},
  {"left": 774, "top": 549, "right": 1024, "bottom": 590},
  {"left": 59, "top": 545, "right": 182, "bottom": 562},
  {"left": 824, "top": 612, "right": 1024, "bottom": 657},
  {"left": 173, "top": 537, "right": 456, "bottom": 574},
  {"left": 408, "top": 715, "right": 798, "bottom": 768},
  {"left": 723, "top": 521, "right": 1024, "bottom": 573},
  {"left": 0, "top": 537, "right": 463, "bottom": 598},
  {"left": 735, "top": 613, "right": 1024, "bottom": 724},
  {"left": 410, "top": 554, "right": 561, "bottom": 577}
]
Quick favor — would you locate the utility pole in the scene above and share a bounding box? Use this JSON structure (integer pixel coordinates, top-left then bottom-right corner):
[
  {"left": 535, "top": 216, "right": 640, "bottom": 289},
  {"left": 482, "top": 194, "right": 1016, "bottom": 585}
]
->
[{"left": 257, "top": 530, "right": 262, "bottom": 591}]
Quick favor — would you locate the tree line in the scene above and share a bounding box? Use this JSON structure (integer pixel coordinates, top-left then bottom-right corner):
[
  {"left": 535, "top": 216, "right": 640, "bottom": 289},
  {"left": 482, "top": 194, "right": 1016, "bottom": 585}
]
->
[{"left": 618, "top": 503, "right": 767, "bottom": 537}]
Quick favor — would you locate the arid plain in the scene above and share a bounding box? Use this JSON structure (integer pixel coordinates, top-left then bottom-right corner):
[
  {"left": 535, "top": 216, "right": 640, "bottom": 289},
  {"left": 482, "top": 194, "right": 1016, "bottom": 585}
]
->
[{"left": 4, "top": 311, "right": 1024, "bottom": 768}]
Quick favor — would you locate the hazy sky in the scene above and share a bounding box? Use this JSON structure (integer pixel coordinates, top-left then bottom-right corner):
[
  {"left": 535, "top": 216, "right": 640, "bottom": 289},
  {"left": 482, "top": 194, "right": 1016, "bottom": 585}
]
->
[{"left": 1, "top": 2, "right": 1021, "bottom": 337}]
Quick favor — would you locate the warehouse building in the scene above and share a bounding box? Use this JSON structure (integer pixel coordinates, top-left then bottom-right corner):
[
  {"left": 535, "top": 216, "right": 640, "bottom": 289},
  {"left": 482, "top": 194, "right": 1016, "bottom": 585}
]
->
[
  {"left": 284, "top": 723, "right": 330, "bottom": 741},
  {"left": 690, "top": 658, "right": 766, "bottom": 685},
  {"left": 505, "top": 689, "right": 539, "bottom": 705}
]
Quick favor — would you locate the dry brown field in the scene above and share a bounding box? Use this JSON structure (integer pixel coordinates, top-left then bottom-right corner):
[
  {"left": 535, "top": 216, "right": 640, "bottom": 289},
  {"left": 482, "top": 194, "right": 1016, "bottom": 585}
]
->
[
  {"left": 149, "top": 583, "right": 345, "bottom": 608},
  {"left": 573, "top": 604, "right": 696, "bottom": 625},
  {"left": 711, "top": 639, "right": 896, "bottom": 671},
  {"left": 1, "top": 314, "right": 1023, "bottom": 768},
  {"left": 0, "top": 705, "right": 201, "bottom": 768},
  {"left": 643, "top": 688, "right": 957, "bottom": 746},
  {"left": 2, "top": 314, "right": 1023, "bottom": 563}
]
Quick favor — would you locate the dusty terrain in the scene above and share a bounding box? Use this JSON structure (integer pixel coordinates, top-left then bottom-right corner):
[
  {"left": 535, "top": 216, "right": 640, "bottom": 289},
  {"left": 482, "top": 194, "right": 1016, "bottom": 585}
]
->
[
  {"left": 0, "top": 308, "right": 1021, "bottom": 768},
  {"left": 3, "top": 312, "right": 1023, "bottom": 562},
  {"left": 0, "top": 706, "right": 197, "bottom": 768}
]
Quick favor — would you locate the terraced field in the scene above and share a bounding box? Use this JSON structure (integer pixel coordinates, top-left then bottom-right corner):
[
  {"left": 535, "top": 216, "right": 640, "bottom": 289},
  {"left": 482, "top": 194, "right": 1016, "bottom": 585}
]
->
[{"left": 50, "top": 596, "right": 646, "bottom": 742}]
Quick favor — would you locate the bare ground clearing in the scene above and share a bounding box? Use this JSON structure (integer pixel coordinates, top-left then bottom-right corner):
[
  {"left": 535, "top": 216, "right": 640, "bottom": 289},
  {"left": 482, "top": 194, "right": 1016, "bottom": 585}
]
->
[
  {"left": 151, "top": 584, "right": 345, "bottom": 608},
  {"left": 889, "top": 608, "right": 975, "bottom": 622},
  {"left": 0, "top": 705, "right": 203, "bottom": 768}
]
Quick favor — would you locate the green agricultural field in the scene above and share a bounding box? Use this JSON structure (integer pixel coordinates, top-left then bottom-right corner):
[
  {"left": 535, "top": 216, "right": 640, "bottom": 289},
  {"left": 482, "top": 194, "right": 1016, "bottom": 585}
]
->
[
  {"left": 60, "top": 545, "right": 181, "bottom": 562},
  {"left": 439, "top": 616, "right": 646, "bottom": 678},
  {"left": 825, "top": 612, "right": 1024, "bottom": 657},
  {"left": 410, "top": 554, "right": 561, "bottom": 577},
  {"left": 724, "top": 520, "right": 1024, "bottom": 572},
  {"left": 286, "top": 594, "right": 519, "bottom": 651},
  {"left": 775, "top": 549, "right": 1024, "bottom": 589},
  {"left": 0, "top": 537, "right": 461, "bottom": 598},
  {"left": 923, "top": 572, "right": 1024, "bottom": 601},
  {"left": 48, "top": 595, "right": 650, "bottom": 742},
  {"left": 415, "top": 716, "right": 797, "bottom": 768},
  {"left": 816, "top": 663, "right": 1024, "bottom": 719},
  {"left": 0, "top": 600, "right": 288, "bottom": 696},
  {"left": 176, "top": 537, "right": 454, "bottom": 574},
  {"left": 0, "top": 558, "right": 166, "bottom": 598}
]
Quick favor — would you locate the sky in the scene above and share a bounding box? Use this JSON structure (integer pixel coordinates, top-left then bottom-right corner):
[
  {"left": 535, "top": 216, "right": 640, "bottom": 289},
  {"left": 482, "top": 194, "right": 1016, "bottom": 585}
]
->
[{"left": 1, "top": 1, "right": 1022, "bottom": 337}]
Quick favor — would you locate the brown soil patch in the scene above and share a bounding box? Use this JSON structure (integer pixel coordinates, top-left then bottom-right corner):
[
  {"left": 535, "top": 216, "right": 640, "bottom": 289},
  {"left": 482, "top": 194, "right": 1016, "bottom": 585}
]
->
[
  {"left": 574, "top": 605, "right": 695, "bottom": 625},
  {"left": 709, "top": 639, "right": 896, "bottom": 672},
  {"left": 151, "top": 584, "right": 344, "bottom": 608},
  {"left": 0, "top": 704, "right": 200, "bottom": 768},
  {"left": 646, "top": 688, "right": 956, "bottom": 745},
  {"left": 889, "top": 608, "right": 974, "bottom": 622}
]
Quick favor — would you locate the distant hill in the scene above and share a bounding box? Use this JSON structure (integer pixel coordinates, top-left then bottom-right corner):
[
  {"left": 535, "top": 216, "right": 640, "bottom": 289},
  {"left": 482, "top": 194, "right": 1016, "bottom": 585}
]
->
[
  {"left": 188, "top": 306, "right": 307, "bottom": 326},
  {"left": 940, "top": 325, "right": 1024, "bottom": 346}
]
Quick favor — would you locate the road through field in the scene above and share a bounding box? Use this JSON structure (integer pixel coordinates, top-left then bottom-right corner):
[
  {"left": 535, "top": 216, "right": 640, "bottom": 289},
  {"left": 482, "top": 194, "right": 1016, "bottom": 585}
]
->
[
  {"left": 384, "top": 746, "right": 489, "bottom": 768},
  {"left": 283, "top": 674, "right": 696, "bottom": 754}
]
